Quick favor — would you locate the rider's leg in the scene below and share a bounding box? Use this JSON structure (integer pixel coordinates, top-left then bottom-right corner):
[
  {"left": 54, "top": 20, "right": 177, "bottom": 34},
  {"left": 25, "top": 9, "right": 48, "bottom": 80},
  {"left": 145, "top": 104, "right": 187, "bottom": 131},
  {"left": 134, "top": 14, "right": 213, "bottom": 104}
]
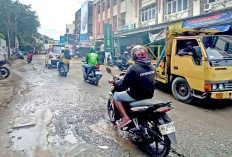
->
[
  {"left": 81, "top": 64, "right": 88, "bottom": 75},
  {"left": 113, "top": 91, "right": 136, "bottom": 128},
  {"left": 86, "top": 66, "right": 94, "bottom": 76}
]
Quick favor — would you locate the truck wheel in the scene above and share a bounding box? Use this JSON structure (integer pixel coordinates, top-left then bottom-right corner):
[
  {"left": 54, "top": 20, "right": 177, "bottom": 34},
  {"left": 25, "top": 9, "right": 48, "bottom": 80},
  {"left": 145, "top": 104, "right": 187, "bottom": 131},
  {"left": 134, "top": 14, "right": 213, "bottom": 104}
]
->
[{"left": 171, "top": 77, "right": 193, "bottom": 103}]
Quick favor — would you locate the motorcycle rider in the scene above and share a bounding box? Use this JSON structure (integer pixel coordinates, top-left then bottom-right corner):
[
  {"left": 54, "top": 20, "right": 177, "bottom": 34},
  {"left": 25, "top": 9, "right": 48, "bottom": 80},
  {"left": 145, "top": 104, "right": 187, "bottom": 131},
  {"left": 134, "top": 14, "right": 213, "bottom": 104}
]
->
[
  {"left": 81, "top": 46, "right": 98, "bottom": 77},
  {"left": 27, "top": 50, "right": 33, "bottom": 61},
  {"left": 59, "top": 48, "right": 71, "bottom": 72},
  {"left": 109, "top": 45, "right": 156, "bottom": 128}
]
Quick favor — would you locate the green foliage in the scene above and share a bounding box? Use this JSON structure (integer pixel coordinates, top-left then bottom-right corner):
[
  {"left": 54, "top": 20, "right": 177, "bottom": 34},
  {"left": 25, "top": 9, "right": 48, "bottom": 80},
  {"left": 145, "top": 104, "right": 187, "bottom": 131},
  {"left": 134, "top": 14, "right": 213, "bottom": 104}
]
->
[
  {"left": 0, "top": 33, "right": 5, "bottom": 39},
  {"left": 0, "top": 0, "right": 40, "bottom": 48}
]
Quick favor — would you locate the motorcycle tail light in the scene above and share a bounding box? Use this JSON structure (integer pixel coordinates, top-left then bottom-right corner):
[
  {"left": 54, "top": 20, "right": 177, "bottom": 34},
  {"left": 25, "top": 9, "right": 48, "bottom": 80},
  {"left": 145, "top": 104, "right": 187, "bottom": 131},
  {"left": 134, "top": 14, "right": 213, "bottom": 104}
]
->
[
  {"left": 49, "top": 55, "right": 53, "bottom": 59},
  {"left": 155, "top": 107, "right": 172, "bottom": 113},
  {"left": 95, "top": 65, "right": 100, "bottom": 68}
]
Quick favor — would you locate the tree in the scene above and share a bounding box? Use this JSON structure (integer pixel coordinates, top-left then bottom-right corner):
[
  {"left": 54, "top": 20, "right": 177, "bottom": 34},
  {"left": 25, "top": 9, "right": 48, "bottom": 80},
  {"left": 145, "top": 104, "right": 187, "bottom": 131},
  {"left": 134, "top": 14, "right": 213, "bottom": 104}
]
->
[
  {"left": 0, "top": 33, "right": 5, "bottom": 39},
  {"left": 0, "top": 0, "right": 40, "bottom": 58}
]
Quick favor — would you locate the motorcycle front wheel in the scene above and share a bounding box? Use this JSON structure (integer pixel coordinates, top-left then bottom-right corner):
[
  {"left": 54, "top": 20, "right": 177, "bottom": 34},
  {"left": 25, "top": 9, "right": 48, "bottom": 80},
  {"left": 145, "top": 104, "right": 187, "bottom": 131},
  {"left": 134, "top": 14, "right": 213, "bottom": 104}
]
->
[
  {"left": 107, "top": 98, "right": 117, "bottom": 123},
  {"left": 0, "top": 67, "right": 10, "bottom": 79},
  {"left": 142, "top": 128, "right": 171, "bottom": 157}
]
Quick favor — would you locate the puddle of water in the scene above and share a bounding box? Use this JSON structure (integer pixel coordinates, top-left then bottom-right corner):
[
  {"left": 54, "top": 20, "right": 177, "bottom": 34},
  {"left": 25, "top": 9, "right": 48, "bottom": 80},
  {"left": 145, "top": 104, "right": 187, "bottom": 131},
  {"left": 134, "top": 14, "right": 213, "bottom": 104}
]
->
[
  {"left": 65, "top": 129, "right": 77, "bottom": 144},
  {"left": 90, "top": 119, "right": 141, "bottom": 153},
  {"left": 11, "top": 127, "right": 39, "bottom": 151},
  {"left": 10, "top": 109, "right": 53, "bottom": 153}
]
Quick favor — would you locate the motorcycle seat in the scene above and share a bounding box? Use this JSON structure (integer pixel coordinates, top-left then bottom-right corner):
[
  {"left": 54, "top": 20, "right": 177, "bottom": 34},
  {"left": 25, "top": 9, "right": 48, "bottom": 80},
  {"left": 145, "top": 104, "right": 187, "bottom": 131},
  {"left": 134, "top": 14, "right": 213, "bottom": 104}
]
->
[{"left": 129, "top": 99, "right": 164, "bottom": 107}]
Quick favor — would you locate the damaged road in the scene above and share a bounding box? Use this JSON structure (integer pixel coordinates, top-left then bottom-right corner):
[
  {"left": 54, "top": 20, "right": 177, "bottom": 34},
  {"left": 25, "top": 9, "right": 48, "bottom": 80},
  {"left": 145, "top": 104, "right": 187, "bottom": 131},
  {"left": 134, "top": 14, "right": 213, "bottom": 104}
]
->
[{"left": 0, "top": 55, "right": 232, "bottom": 157}]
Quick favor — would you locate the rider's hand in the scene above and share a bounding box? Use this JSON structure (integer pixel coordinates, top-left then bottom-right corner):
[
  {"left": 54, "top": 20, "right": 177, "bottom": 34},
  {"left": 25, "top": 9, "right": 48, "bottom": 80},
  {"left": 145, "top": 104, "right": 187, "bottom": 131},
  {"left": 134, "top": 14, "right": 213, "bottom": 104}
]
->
[
  {"left": 188, "top": 52, "right": 193, "bottom": 56},
  {"left": 108, "top": 79, "right": 114, "bottom": 83}
]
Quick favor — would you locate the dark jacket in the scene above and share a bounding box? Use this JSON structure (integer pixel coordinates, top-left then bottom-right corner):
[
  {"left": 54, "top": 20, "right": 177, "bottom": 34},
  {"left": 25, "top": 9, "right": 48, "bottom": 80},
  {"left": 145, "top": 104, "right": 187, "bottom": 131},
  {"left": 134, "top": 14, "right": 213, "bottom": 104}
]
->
[{"left": 114, "top": 58, "right": 156, "bottom": 100}]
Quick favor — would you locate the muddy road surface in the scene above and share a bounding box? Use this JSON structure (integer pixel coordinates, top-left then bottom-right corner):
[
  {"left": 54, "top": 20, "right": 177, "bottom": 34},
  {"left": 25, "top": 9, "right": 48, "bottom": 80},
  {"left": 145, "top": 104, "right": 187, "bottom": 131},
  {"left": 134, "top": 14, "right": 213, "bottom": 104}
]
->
[{"left": 0, "top": 55, "right": 232, "bottom": 157}]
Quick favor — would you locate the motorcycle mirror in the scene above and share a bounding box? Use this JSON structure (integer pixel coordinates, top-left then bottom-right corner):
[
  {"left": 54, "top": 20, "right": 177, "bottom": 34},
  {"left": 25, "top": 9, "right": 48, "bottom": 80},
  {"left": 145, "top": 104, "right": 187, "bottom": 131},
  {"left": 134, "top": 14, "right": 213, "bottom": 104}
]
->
[{"left": 106, "top": 67, "right": 112, "bottom": 74}]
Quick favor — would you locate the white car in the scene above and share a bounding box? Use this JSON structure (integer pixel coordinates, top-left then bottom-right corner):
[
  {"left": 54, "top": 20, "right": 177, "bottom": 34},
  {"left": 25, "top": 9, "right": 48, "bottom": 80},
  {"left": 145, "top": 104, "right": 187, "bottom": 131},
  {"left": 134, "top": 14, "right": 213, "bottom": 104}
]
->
[{"left": 45, "top": 45, "right": 64, "bottom": 69}]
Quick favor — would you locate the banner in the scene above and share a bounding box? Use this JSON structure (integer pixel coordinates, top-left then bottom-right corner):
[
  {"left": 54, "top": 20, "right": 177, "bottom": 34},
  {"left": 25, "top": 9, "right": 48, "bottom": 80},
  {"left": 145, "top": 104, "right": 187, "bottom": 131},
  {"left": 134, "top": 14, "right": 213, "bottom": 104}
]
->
[
  {"left": 104, "top": 23, "right": 113, "bottom": 52},
  {"left": 80, "top": 0, "right": 89, "bottom": 41},
  {"left": 182, "top": 12, "right": 232, "bottom": 29}
]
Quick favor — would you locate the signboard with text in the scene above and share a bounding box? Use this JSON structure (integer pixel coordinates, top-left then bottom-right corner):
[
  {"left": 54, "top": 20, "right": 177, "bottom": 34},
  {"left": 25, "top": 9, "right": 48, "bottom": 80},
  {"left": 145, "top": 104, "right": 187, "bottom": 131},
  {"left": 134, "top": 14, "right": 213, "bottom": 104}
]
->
[
  {"left": 182, "top": 12, "right": 232, "bottom": 29},
  {"left": 60, "top": 36, "right": 65, "bottom": 44},
  {"left": 104, "top": 23, "right": 113, "bottom": 52},
  {"left": 120, "top": 23, "right": 136, "bottom": 32}
]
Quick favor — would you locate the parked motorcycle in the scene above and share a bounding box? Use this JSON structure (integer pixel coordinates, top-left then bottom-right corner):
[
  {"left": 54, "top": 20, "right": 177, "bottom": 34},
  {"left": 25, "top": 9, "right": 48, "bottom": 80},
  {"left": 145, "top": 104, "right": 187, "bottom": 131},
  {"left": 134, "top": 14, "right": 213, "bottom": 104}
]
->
[
  {"left": 0, "top": 60, "right": 10, "bottom": 80},
  {"left": 16, "top": 52, "right": 24, "bottom": 60},
  {"left": 106, "top": 67, "right": 176, "bottom": 157},
  {"left": 83, "top": 65, "right": 102, "bottom": 86},
  {"left": 58, "top": 62, "right": 69, "bottom": 77}
]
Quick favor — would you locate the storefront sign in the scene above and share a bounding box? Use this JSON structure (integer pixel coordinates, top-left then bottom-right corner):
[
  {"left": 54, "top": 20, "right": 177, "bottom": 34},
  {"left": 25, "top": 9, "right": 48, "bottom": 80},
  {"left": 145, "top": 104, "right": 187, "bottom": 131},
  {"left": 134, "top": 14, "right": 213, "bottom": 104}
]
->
[
  {"left": 182, "top": 12, "right": 232, "bottom": 29},
  {"left": 60, "top": 36, "right": 65, "bottom": 44},
  {"left": 104, "top": 23, "right": 113, "bottom": 52},
  {"left": 120, "top": 23, "right": 136, "bottom": 32}
]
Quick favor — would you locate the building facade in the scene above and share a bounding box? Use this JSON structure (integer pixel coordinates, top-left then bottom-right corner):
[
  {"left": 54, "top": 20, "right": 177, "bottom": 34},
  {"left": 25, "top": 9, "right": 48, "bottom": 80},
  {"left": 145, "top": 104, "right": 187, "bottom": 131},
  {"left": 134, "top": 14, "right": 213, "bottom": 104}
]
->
[
  {"left": 92, "top": 0, "right": 139, "bottom": 40},
  {"left": 91, "top": 0, "right": 232, "bottom": 56},
  {"left": 75, "top": 9, "right": 81, "bottom": 43},
  {"left": 66, "top": 23, "right": 75, "bottom": 35}
]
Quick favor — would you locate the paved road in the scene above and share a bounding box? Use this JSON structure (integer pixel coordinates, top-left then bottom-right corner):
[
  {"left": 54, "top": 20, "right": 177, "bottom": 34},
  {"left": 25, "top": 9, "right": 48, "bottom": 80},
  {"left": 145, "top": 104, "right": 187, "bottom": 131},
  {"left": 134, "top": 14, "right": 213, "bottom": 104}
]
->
[{"left": 0, "top": 55, "right": 232, "bottom": 157}]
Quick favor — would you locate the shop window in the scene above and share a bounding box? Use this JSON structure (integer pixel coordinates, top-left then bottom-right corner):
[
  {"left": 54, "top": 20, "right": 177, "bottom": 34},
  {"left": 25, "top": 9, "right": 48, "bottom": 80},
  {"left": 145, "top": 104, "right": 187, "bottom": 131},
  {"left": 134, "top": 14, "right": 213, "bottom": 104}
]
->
[
  {"left": 167, "top": 0, "right": 188, "bottom": 15},
  {"left": 102, "top": 1, "right": 105, "bottom": 11},
  {"left": 208, "top": 0, "right": 220, "bottom": 3},
  {"left": 141, "top": 6, "right": 156, "bottom": 22},
  {"left": 98, "top": 2, "right": 100, "bottom": 14},
  {"left": 107, "top": 0, "right": 110, "bottom": 8},
  {"left": 113, "top": 15, "right": 117, "bottom": 31},
  {"left": 120, "top": 12, "right": 126, "bottom": 26},
  {"left": 113, "top": 0, "right": 117, "bottom": 6}
]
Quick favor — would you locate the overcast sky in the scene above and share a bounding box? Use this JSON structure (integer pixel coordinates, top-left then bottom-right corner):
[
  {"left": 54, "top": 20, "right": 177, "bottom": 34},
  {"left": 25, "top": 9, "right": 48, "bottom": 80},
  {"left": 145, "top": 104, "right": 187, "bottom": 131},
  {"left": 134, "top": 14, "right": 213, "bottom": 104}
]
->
[{"left": 19, "top": 0, "right": 86, "bottom": 40}]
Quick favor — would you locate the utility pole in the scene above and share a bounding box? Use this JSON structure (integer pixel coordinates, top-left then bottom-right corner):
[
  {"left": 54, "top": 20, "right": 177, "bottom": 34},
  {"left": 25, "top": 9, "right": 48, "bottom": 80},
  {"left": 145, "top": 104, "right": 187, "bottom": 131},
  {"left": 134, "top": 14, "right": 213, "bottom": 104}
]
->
[{"left": 15, "top": 16, "right": 18, "bottom": 55}]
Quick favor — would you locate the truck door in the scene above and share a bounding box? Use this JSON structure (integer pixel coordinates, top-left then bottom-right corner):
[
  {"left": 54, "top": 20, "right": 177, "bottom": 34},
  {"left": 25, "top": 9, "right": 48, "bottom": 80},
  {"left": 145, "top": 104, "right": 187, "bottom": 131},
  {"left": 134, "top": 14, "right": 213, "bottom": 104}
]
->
[{"left": 171, "top": 38, "right": 205, "bottom": 91}]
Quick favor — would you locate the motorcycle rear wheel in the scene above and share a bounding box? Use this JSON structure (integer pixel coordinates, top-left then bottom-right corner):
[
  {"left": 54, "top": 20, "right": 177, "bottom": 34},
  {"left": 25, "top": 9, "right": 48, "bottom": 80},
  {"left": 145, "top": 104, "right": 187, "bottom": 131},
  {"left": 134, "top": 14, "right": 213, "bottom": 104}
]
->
[
  {"left": 142, "top": 129, "right": 171, "bottom": 157},
  {"left": 0, "top": 67, "right": 10, "bottom": 79},
  {"left": 93, "top": 80, "right": 99, "bottom": 86}
]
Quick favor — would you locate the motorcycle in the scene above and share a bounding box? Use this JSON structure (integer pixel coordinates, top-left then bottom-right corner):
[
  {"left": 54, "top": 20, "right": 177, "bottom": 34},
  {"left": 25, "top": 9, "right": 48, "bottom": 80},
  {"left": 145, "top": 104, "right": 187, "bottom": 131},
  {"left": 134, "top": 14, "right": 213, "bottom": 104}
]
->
[
  {"left": 107, "top": 57, "right": 113, "bottom": 67},
  {"left": 58, "top": 62, "right": 69, "bottom": 77},
  {"left": 27, "top": 53, "right": 33, "bottom": 63},
  {"left": 27, "top": 57, "right": 32, "bottom": 63},
  {"left": 117, "top": 58, "right": 131, "bottom": 71},
  {"left": 0, "top": 60, "right": 11, "bottom": 80},
  {"left": 106, "top": 67, "right": 177, "bottom": 157},
  {"left": 16, "top": 52, "right": 24, "bottom": 60},
  {"left": 83, "top": 65, "right": 102, "bottom": 86}
]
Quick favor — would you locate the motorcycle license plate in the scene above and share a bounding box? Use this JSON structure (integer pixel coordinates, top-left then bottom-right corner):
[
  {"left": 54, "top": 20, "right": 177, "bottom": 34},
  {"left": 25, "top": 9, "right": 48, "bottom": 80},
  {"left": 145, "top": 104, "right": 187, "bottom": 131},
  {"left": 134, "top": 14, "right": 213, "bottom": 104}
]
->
[
  {"left": 158, "top": 122, "right": 175, "bottom": 135},
  {"left": 95, "top": 71, "right": 102, "bottom": 75}
]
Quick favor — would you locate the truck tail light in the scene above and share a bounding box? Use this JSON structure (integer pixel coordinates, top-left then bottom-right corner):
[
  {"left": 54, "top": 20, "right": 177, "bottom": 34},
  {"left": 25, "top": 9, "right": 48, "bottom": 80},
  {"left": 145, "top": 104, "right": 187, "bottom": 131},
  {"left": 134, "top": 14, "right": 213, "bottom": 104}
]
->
[{"left": 204, "top": 83, "right": 211, "bottom": 92}]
